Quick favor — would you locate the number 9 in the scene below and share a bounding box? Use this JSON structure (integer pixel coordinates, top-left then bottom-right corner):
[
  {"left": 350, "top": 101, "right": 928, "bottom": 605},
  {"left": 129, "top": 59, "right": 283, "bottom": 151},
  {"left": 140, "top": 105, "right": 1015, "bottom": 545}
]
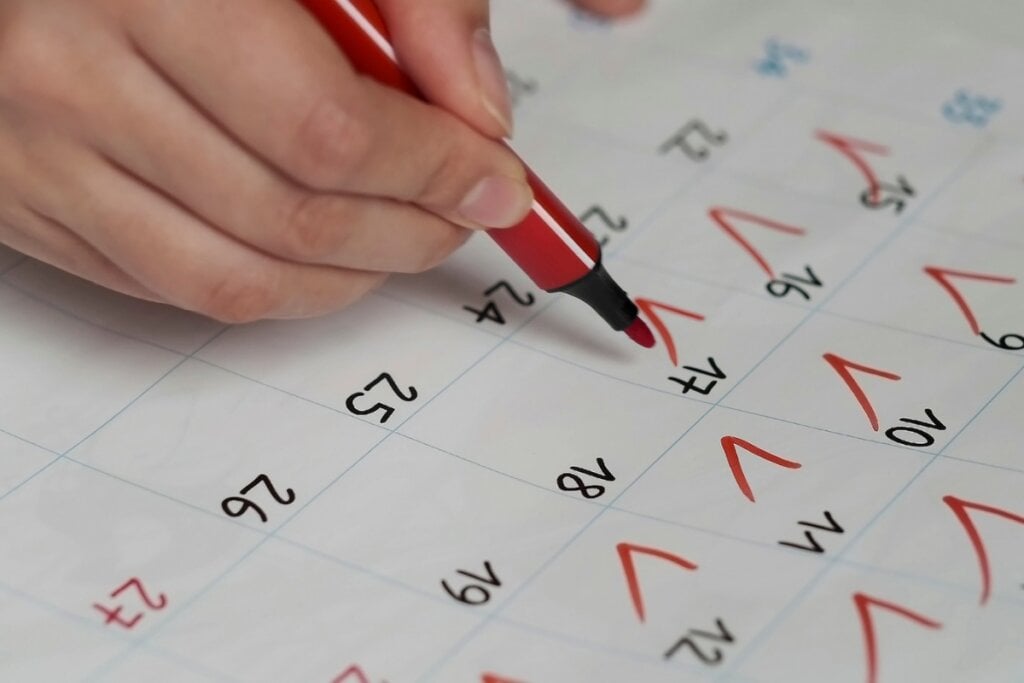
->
[
  {"left": 441, "top": 580, "right": 491, "bottom": 606},
  {"left": 980, "top": 332, "right": 1024, "bottom": 351}
]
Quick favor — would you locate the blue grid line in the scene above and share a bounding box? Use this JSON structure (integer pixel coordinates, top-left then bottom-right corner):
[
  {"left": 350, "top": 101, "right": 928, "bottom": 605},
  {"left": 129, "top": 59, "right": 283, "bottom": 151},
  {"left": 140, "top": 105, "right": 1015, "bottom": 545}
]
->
[
  {"left": 57, "top": 428, "right": 1024, "bottom": 649},
  {"left": 912, "top": 216, "right": 1024, "bottom": 253},
  {"left": 605, "top": 92, "right": 797, "bottom": 260},
  {"left": 83, "top": 294, "right": 565, "bottom": 680},
  {"left": 0, "top": 427, "right": 59, "bottom": 456},
  {"left": 939, "top": 453, "right": 1024, "bottom": 477},
  {"left": 0, "top": 321, "right": 237, "bottom": 507},
  {"left": 707, "top": 137, "right": 1019, "bottom": 679},
  {"left": 611, "top": 505, "right": 1024, "bottom": 609},
  {"left": 0, "top": 7, "right": 1018, "bottom": 680},
  {"left": 0, "top": 357, "right": 189, "bottom": 505},
  {"left": 716, "top": 359, "right": 1024, "bottom": 680},
  {"left": 506, "top": 332, "right": 1002, "bottom": 462},
  {"left": 0, "top": 579, "right": 238, "bottom": 683},
  {"left": 0, "top": 276, "right": 216, "bottom": 356},
  {"left": 53, "top": 410, "right": 1017, "bottom": 655},
  {"left": 415, "top": 107, "right": 1004, "bottom": 681}
]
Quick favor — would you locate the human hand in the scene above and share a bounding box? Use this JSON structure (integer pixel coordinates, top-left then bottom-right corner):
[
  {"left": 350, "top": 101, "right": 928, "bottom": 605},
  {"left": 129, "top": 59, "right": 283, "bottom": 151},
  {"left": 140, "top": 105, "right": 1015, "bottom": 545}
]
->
[{"left": 0, "top": 0, "right": 644, "bottom": 322}]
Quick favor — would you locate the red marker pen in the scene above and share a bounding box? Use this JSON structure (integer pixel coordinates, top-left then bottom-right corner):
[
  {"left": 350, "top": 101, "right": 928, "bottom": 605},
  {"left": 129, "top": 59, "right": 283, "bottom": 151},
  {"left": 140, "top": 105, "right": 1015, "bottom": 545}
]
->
[{"left": 299, "top": 0, "right": 654, "bottom": 348}]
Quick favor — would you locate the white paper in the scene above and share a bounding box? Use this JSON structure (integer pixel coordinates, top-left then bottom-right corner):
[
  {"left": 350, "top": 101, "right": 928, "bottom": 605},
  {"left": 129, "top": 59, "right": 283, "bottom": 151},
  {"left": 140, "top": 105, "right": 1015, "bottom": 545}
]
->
[{"left": 1, "top": 1, "right": 1022, "bottom": 681}]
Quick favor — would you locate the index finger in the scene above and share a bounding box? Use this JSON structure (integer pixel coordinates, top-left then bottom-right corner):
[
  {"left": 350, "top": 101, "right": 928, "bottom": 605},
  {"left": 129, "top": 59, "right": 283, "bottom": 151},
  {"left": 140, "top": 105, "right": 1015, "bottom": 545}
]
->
[{"left": 125, "top": 0, "right": 531, "bottom": 226}]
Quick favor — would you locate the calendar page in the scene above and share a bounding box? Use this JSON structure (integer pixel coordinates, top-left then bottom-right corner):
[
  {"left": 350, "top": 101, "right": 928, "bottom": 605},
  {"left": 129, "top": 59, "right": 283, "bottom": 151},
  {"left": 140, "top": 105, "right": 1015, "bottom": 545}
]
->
[{"left": 1, "top": 1, "right": 1022, "bottom": 681}]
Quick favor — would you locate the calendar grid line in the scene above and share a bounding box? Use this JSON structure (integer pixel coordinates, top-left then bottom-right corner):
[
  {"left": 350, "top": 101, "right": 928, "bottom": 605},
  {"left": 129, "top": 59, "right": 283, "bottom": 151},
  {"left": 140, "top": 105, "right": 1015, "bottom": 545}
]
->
[
  {"left": 0, "top": 136, "right": 1006, "bottom": 482},
  {"left": 60, "top": 447, "right": 512, "bottom": 615},
  {"left": 269, "top": 507, "right": 1024, "bottom": 676},
  {"left": 708, "top": 136, "right": 999, "bottom": 680},
  {"left": 506, "top": 332, "right": 1001, "bottom": 461},
  {"left": 939, "top": 453, "right": 1024, "bottom": 477},
  {"left": 604, "top": 90, "right": 798, "bottom": 260},
  {"left": 2, "top": 225, "right": 1012, "bottom": 473},
  {"left": 931, "top": 362, "right": 1024, "bottom": 457},
  {"left": 717, "top": 358, "right": 1024, "bottom": 680},
  {"left": 0, "top": 276, "right": 211, "bottom": 357},
  {"left": 188, "top": 354, "right": 392, "bottom": 427},
  {"left": 2, "top": 5, "right": 1021, "bottom": 680},
  {"left": 0, "top": 219, "right": 1006, "bottom": 488},
  {"left": 418, "top": 278, "right": 805, "bottom": 678},
  {"left": 14, "top": 446, "right": 728, "bottom": 679},
  {"left": 18, "top": 397, "right": 1013, "bottom": 681},
  {"left": 83, "top": 294, "right": 567, "bottom": 679},
  {"left": 0, "top": 579, "right": 240, "bottom": 683},
  {"left": 613, "top": 252, "right": 815, "bottom": 310},
  {"left": 704, "top": 164, "right": 1024, "bottom": 255},
  {"left": 8, "top": 400, "right": 1007, "bottom": 683},
  {"left": 4, "top": 124, "right": 1007, "bottom": 683},
  {"left": 913, "top": 218, "right": 1024, "bottom": 252},
  {"left": 6, "top": 463, "right": 1018, "bottom": 683},
  {"left": 486, "top": 612, "right": 720, "bottom": 678},
  {"left": 48, "top": 413, "right": 1024, "bottom": 668},
  {"left": 416, "top": 99, "right": 998, "bottom": 680},
  {"left": 611, "top": 505, "right": 1024, "bottom": 608},
  {"left": 0, "top": 356, "right": 190, "bottom": 505},
  {"left": 385, "top": 237, "right": 1024, "bottom": 378},
  {"left": 0, "top": 301, "right": 235, "bottom": 506},
  {"left": 62, "top": 457, "right": 275, "bottom": 537},
  {"left": 0, "top": 426, "right": 58, "bottom": 456},
  {"left": 613, "top": 249, "right": 1022, "bottom": 361},
  {"left": 395, "top": 425, "right": 1004, "bottom": 594},
  {"left": 80, "top": 434, "right": 393, "bottom": 680},
  {"left": 417, "top": 340, "right": 805, "bottom": 676},
  {"left": 374, "top": 286, "right": 512, "bottom": 340}
]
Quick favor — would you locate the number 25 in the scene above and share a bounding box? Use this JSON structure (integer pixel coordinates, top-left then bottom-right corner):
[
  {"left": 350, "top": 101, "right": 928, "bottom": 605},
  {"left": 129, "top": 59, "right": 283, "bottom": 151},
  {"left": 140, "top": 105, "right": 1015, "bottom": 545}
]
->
[{"left": 345, "top": 372, "right": 418, "bottom": 424}]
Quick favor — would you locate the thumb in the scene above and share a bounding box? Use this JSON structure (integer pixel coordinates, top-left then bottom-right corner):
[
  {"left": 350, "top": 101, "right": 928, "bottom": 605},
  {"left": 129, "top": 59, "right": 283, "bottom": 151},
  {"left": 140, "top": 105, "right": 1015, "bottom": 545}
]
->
[{"left": 376, "top": 0, "right": 513, "bottom": 140}]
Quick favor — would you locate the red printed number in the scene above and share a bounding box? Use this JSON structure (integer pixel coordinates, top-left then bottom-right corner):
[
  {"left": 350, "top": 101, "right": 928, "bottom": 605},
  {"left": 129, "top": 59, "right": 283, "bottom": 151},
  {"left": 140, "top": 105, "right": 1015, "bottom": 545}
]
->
[
  {"left": 853, "top": 593, "right": 941, "bottom": 683},
  {"left": 708, "top": 208, "right": 806, "bottom": 278},
  {"left": 719, "top": 436, "right": 802, "bottom": 503},
  {"left": 92, "top": 577, "right": 167, "bottom": 630},
  {"left": 823, "top": 353, "right": 901, "bottom": 431},
  {"left": 617, "top": 542, "right": 698, "bottom": 623},
  {"left": 944, "top": 495, "right": 1024, "bottom": 605}
]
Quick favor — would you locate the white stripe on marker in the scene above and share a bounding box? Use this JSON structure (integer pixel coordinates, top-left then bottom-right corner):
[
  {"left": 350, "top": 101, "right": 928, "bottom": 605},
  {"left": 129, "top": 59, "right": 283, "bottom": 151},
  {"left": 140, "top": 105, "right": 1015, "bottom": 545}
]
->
[
  {"left": 333, "top": 1, "right": 594, "bottom": 272},
  {"left": 334, "top": 0, "right": 399, "bottom": 62},
  {"left": 532, "top": 200, "right": 596, "bottom": 269}
]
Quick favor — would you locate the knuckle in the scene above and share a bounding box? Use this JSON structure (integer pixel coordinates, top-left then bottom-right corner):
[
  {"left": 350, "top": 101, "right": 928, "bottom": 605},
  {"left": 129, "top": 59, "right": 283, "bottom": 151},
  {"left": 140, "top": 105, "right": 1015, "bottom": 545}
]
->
[
  {"left": 280, "top": 193, "right": 345, "bottom": 261},
  {"left": 198, "top": 270, "right": 281, "bottom": 324},
  {"left": 286, "top": 98, "right": 372, "bottom": 189},
  {"left": 413, "top": 120, "right": 475, "bottom": 207}
]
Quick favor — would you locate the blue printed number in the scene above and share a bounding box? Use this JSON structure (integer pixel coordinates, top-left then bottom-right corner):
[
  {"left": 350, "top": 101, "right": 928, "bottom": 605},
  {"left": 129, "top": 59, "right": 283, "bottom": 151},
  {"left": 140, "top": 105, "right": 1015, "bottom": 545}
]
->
[
  {"left": 942, "top": 89, "right": 1002, "bottom": 128},
  {"left": 755, "top": 39, "right": 809, "bottom": 78}
]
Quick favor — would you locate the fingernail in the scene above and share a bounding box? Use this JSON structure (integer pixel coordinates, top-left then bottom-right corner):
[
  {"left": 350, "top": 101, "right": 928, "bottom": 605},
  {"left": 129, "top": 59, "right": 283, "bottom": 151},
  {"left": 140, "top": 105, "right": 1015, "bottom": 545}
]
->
[
  {"left": 472, "top": 28, "right": 514, "bottom": 137},
  {"left": 459, "top": 175, "right": 533, "bottom": 228}
]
